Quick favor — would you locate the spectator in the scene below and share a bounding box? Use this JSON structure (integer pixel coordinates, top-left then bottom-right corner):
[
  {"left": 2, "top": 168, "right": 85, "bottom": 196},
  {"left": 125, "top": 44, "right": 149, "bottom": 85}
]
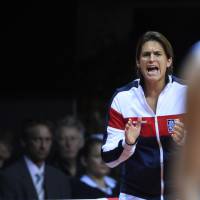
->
[
  {"left": 52, "top": 115, "right": 85, "bottom": 177},
  {"left": 2, "top": 119, "right": 71, "bottom": 200},
  {"left": 0, "top": 129, "right": 14, "bottom": 200},
  {"left": 71, "top": 134, "right": 120, "bottom": 199},
  {"left": 0, "top": 129, "right": 13, "bottom": 169}
]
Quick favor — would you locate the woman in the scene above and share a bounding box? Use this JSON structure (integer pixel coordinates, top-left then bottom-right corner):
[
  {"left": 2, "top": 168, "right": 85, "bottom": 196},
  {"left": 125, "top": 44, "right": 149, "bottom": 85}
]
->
[
  {"left": 101, "top": 31, "right": 187, "bottom": 200},
  {"left": 71, "top": 134, "right": 119, "bottom": 199}
]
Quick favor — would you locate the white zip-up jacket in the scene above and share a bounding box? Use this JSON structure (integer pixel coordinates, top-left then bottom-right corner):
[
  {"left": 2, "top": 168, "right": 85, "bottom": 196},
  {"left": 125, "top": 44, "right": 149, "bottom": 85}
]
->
[{"left": 101, "top": 75, "right": 187, "bottom": 200}]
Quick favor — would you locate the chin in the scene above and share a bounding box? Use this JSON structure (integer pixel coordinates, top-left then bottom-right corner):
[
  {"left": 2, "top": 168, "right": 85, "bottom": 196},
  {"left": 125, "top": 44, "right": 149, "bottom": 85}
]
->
[
  {"left": 37, "top": 157, "right": 47, "bottom": 161},
  {"left": 146, "top": 75, "right": 162, "bottom": 81},
  {"left": 62, "top": 155, "right": 74, "bottom": 160}
]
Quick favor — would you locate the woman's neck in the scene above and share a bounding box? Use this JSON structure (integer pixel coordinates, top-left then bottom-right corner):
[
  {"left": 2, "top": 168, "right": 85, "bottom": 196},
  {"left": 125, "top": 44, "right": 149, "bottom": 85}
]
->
[
  {"left": 144, "top": 79, "right": 165, "bottom": 98},
  {"left": 143, "top": 79, "right": 166, "bottom": 113}
]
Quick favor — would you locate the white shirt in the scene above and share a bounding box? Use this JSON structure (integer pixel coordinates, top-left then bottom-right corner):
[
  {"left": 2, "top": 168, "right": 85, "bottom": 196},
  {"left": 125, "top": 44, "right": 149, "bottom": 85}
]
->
[
  {"left": 24, "top": 156, "right": 45, "bottom": 200},
  {"left": 80, "top": 174, "right": 117, "bottom": 195}
]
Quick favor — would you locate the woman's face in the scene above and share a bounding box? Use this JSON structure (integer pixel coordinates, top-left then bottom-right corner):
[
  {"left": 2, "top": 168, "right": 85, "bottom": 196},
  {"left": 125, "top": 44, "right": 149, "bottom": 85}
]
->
[
  {"left": 137, "top": 41, "right": 172, "bottom": 83},
  {"left": 85, "top": 142, "right": 110, "bottom": 178}
]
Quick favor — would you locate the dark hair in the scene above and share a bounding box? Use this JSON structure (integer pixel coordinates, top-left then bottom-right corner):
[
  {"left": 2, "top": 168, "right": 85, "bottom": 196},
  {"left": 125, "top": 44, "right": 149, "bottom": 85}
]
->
[
  {"left": 21, "top": 119, "right": 54, "bottom": 141},
  {"left": 55, "top": 115, "right": 85, "bottom": 138},
  {"left": 81, "top": 136, "right": 103, "bottom": 159},
  {"left": 136, "top": 31, "right": 174, "bottom": 78}
]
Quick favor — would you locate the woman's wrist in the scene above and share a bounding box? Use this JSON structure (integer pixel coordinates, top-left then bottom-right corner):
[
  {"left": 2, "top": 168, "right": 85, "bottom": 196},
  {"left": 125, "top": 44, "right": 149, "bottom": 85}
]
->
[{"left": 125, "top": 138, "right": 138, "bottom": 146}]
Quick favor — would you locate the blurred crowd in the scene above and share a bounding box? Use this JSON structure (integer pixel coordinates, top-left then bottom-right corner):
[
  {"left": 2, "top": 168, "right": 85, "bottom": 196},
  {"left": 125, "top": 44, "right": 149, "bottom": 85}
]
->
[{"left": 0, "top": 112, "right": 120, "bottom": 200}]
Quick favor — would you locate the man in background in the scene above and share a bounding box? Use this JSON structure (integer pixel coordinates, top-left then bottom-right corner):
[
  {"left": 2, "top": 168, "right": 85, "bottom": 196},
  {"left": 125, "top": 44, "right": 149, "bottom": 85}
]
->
[
  {"left": 52, "top": 115, "right": 85, "bottom": 177},
  {"left": 2, "top": 119, "right": 71, "bottom": 200}
]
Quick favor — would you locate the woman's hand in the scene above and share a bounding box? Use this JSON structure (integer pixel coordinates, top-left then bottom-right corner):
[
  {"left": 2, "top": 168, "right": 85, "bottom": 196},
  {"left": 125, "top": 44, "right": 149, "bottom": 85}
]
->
[
  {"left": 125, "top": 118, "right": 142, "bottom": 145},
  {"left": 171, "top": 119, "right": 186, "bottom": 146}
]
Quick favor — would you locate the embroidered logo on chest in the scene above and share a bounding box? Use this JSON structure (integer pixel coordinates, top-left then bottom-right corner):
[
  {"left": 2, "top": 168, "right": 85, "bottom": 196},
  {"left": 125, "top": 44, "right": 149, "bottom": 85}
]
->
[{"left": 167, "top": 119, "right": 175, "bottom": 134}]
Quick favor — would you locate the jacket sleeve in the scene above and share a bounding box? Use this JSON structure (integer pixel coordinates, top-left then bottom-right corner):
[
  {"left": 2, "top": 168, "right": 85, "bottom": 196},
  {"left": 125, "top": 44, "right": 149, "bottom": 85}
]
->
[{"left": 101, "top": 94, "right": 137, "bottom": 168}]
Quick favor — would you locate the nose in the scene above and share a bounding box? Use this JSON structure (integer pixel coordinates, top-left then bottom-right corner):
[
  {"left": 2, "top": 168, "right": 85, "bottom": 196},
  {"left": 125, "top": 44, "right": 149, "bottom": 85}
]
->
[
  {"left": 41, "top": 139, "right": 51, "bottom": 149},
  {"left": 149, "top": 53, "right": 155, "bottom": 61},
  {"left": 41, "top": 140, "right": 46, "bottom": 149},
  {"left": 64, "top": 139, "right": 70, "bottom": 147}
]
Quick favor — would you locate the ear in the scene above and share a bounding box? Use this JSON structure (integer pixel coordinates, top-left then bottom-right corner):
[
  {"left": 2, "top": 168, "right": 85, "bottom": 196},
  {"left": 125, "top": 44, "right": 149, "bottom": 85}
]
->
[{"left": 167, "top": 58, "right": 172, "bottom": 68}]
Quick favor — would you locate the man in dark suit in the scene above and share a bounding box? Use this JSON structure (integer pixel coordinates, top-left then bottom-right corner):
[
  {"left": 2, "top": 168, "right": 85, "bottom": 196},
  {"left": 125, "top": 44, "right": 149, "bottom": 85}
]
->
[{"left": 2, "top": 119, "right": 71, "bottom": 200}]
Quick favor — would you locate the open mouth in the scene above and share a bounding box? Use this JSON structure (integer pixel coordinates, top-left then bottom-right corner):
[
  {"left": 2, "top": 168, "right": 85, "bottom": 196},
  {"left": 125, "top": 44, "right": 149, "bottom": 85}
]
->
[
  {"left": 147, "top": 66, "right": 159, "bottom": 72},
  {"left": 146, "top": 66, "right": 160, "bottom": 76}
]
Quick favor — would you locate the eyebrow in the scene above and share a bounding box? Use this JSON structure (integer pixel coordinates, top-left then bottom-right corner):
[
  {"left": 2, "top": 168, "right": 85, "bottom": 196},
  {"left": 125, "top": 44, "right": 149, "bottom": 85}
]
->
[{"left": 142, "top": 50, "right": 163, "bottom": 53}]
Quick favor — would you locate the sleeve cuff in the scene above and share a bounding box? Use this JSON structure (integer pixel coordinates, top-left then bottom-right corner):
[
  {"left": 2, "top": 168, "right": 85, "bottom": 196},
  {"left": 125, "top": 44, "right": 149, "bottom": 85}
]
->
[{"left": 122, "top": 139, "right": 137, "bottom": 151}]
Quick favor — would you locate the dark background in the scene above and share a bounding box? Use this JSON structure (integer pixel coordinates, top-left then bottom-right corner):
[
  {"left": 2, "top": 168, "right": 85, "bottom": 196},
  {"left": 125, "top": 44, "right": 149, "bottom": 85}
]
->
[{"left": 1, "top": 0, "right": 200, "bottom": 131}]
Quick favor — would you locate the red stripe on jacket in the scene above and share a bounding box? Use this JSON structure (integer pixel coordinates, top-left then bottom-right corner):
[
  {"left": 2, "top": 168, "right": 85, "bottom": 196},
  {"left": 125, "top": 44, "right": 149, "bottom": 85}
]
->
[
  {"left": 108, "top": 108, "right": 125, "bottom": 130},
  {"left": 108, "top": 108, "right": 185, "bottom": 137}
]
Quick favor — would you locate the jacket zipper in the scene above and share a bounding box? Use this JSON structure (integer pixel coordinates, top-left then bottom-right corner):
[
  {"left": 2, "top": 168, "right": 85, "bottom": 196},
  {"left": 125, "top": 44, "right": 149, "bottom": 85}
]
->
[{"left": 155, "top": 116, "right": 164, "bottom": 200}]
